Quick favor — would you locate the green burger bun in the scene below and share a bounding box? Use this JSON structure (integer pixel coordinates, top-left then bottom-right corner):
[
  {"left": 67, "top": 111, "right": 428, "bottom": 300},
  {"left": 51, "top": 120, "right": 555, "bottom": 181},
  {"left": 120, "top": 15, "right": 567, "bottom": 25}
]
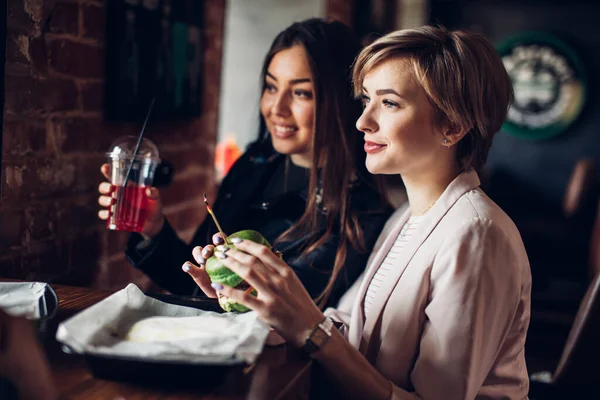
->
[
  {"left": 217, "top": 295, "right": 256, "bottom": 313},
  {"left": 205, "top": 230, "right": 271, "bottom": 312}
]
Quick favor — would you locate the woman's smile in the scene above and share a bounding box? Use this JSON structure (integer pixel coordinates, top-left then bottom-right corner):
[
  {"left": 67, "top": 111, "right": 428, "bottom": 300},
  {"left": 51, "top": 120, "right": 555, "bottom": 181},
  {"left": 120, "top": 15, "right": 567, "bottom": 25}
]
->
[
  {"left": 364, "top": 140, "right": 387, "bottom": 154},
  {"left": 271, "top": 123, "right": 299, "bottom": 139}
]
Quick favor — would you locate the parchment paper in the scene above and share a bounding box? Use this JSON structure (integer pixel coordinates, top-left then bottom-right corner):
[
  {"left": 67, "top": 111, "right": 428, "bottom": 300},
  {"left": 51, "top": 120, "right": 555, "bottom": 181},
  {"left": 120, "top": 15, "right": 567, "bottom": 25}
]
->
[{"left": 56, "top": 284, "right": 269, "bottom": 364}]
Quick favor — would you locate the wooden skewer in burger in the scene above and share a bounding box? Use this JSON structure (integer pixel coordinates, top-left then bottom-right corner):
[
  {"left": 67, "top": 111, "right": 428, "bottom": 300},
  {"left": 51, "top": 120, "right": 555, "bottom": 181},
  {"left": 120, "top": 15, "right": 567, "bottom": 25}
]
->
[{"left": 203, "top": 193, "right": 281, "bottom": 312}]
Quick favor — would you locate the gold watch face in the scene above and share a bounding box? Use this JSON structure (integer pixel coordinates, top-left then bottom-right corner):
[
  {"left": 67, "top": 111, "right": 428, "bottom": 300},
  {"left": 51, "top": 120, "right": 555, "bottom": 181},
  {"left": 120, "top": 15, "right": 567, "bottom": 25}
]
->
[{"left": 310, "top": 328, "right": 329, "bottom": 347}]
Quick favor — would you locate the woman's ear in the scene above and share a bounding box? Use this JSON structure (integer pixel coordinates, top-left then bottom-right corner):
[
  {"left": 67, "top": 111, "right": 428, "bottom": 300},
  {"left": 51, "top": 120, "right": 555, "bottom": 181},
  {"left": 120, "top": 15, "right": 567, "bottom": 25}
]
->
[{"left": 441, "top": 122, "right": 470, "bottom": 147}]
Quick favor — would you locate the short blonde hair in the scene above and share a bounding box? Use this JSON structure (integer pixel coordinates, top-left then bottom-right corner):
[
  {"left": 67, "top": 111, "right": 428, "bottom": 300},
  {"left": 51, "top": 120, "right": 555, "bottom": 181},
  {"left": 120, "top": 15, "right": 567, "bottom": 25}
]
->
[{"left": 353, "top": 25, "right": 513, "bottom": 173}]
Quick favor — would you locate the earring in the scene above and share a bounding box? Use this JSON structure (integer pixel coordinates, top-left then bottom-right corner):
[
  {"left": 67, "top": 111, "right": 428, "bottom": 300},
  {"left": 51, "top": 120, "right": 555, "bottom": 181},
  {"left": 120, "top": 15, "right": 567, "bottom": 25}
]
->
[{"left": 442, "top": 138, "right": 450, "bottom": 146}]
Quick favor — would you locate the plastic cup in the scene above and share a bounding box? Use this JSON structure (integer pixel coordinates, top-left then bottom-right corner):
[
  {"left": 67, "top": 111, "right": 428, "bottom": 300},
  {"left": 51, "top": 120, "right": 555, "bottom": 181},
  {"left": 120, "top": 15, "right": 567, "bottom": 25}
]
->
[{"left": 105, "top": 136, "right": 160, "bottom": 232}]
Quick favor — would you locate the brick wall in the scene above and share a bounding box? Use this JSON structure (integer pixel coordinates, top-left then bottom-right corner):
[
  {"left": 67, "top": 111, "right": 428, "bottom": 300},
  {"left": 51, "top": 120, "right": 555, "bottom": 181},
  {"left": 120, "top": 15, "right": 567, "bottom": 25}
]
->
[{"left": 1, "top": 0, "right": 224, "bottom": 290}]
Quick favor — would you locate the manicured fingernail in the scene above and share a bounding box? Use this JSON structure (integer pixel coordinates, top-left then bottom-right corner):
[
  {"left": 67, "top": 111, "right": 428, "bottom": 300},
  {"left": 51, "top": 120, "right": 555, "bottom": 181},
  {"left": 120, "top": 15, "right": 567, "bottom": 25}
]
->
[
  {"left": 182, "top": 263, "right": 191, "bottom": 272},
  {"left": 202, "top": 248, "right": 212, "bottom": 258},
  {"left": 198, "top": 257, "right": 206, "bottom": 265},
  {"left": 214, "top": 235, "right": 224, "bottom": 245},
  {"left": 215, "top": 251, "right": 227, "bottom": 259},
  {"left": 231, "top": 238, "right": 243, "bottom": 244},
  {"left": 215, "top": 245, "right": 228, "bottom": 252},
  {"left": 211, "top": 283, "right": 224, "bottom": 291}
]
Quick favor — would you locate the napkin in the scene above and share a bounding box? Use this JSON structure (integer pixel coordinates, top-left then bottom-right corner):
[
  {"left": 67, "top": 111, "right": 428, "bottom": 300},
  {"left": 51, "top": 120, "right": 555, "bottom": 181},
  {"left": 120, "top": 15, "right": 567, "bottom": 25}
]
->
[{"left": 0, "top": 282, "right": 48, "bottom": 319}]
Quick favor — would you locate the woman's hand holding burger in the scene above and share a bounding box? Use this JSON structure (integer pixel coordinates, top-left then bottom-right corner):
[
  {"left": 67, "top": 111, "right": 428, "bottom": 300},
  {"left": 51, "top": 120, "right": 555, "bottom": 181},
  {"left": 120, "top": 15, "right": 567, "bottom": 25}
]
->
[
  {"left": 182, "top": 232, "right": 223, "bottom": 299},
  {"left": 183, "top": 232, "right": 325, "bottom": 348}
]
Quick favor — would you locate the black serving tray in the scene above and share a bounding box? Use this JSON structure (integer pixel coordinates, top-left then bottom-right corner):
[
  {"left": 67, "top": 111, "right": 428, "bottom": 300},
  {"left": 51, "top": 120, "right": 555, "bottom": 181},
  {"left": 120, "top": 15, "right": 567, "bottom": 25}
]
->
[
  {"left": 147, "top": 292, "right": 225, "bottom": 314},
  {"left": 78, "top": 352, "right": 235, "bottom": 389},
  {"left": 63, "top": 293, "right": 243, "bottom": 389}
]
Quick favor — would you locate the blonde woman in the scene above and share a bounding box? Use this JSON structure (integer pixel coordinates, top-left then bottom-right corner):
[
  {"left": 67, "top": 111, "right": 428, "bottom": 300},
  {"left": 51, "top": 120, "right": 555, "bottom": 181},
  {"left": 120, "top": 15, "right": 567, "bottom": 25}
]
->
[{"left": 186, "top": 25, "right": 531, "bottom": 399}]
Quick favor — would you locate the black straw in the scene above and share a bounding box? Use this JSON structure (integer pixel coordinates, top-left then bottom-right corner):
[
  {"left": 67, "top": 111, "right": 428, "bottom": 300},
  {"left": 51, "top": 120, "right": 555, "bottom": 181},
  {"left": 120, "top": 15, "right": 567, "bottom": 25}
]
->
[
  {"left": 122, "top": 98, "right": 156, "bottom": 188},
  {"left": 114, "top": 98, "right": 156, "bottom": 217}
]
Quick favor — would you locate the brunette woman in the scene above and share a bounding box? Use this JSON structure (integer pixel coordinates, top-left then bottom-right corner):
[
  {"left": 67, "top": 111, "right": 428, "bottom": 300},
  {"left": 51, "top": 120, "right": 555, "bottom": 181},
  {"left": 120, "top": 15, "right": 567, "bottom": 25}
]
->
[{"left": 98, "top": 18, "right": 392, "bottom": 308}]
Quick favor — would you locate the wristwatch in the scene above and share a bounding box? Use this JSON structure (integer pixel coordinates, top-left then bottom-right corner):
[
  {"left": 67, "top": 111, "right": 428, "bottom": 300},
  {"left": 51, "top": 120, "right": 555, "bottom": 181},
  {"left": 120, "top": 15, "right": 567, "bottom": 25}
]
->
[{"left": 301, "top": 317, "right": 334, "bottom": 354}]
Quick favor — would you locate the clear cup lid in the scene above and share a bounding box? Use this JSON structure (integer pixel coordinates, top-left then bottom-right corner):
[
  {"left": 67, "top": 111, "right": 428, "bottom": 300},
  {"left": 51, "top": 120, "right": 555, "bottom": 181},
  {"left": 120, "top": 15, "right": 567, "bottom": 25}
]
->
[{"left": 106, "top": 136, "right": 160, "bottom": 162}]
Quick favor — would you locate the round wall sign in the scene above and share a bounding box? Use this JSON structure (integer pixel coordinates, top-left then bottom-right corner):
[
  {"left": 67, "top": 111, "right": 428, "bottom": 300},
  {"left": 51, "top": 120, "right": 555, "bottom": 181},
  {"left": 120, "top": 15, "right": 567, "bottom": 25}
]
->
[{"left": 497, "top": 31, "right": 587, "bottom": 140}]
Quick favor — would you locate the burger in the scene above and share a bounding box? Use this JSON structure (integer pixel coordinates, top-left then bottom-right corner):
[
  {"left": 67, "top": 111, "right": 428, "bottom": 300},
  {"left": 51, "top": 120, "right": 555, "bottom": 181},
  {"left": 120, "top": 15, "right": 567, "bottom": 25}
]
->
[{"left": 205, "top": 229, "right": 277, "bottom": 312}]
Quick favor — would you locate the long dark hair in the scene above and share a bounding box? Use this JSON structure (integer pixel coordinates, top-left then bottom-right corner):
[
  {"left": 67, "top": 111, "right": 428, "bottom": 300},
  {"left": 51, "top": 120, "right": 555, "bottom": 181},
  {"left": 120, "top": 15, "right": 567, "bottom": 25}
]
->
[{"left": 258, "top": 18, "right": 388, "bottom": 307}]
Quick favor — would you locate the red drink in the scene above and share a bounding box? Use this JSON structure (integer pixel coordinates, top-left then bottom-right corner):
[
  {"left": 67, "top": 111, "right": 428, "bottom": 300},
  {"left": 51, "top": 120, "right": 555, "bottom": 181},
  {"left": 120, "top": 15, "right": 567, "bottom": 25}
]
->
[
  {"left": 108, "top": 184, "right": 150, "bottom": 232},
  {"left": 106, "top": 136, "right": 160, "bottom": 232}
]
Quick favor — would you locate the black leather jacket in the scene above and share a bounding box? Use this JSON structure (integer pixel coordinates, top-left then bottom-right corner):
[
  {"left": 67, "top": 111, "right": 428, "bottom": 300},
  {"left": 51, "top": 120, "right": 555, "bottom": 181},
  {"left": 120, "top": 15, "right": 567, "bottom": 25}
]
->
[{"left": 126, "top": 139, "right": 393, "bottom": 307}]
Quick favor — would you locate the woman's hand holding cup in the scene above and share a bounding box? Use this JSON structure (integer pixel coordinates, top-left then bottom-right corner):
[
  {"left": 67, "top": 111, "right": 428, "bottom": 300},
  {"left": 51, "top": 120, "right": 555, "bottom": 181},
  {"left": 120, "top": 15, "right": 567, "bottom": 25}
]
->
[{"left": 97, "top": 163, "right": 166, "bottom": 239}]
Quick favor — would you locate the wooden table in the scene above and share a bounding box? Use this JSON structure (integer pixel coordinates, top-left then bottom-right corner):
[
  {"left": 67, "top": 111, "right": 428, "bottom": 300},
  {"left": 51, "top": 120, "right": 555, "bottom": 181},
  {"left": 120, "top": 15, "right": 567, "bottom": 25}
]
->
[{"left": 43, "top": 284, "right": 312, "bottom": 399}]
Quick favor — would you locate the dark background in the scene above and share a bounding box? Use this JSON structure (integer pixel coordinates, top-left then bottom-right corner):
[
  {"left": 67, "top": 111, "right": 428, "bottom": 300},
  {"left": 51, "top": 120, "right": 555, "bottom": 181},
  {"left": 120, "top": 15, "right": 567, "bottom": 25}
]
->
[
  {"left": 105, "top": 0, "right": 204, "bottom": 121},
  {"left": 431, "top": 0, "right": 600, "bottom": 209},
  {"left": 0, "top": 2, "right": 5, "bottom": 192}
]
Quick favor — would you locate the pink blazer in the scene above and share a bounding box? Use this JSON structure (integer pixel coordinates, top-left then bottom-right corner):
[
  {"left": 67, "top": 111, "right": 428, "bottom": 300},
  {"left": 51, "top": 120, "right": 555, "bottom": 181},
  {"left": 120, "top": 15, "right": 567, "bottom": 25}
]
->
[{"left": 328, "top": 170, "right": 531, "bottom": 399}]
